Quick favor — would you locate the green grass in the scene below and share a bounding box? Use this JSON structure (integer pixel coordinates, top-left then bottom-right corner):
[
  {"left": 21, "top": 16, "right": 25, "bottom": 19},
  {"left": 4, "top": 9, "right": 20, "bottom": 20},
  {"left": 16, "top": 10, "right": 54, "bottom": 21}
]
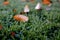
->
[{"left": 0, "top": 0, "right": 60, "bottom": 40}]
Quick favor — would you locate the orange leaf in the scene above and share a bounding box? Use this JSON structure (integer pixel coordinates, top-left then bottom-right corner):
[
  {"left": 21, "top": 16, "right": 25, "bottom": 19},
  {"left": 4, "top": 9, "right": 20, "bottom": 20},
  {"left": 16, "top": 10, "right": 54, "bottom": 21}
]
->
[
  {"left": 0, "top": 25, "right": 3, "bottom": 30},
  {"left": 14, "top": 15, "right": 29, "bottom": 22},
  {"left": 42, "top": 0, "right": 51, "bottom": 5},
  {"left": 3, "top": 1, "right": 9, "bottom": 5}
]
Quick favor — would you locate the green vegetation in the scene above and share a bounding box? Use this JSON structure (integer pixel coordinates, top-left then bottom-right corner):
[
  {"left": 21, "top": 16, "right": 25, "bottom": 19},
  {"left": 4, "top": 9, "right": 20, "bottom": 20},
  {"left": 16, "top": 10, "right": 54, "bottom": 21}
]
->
[{"left": 0, "top": 0, "right": 60, "bottom": 40}]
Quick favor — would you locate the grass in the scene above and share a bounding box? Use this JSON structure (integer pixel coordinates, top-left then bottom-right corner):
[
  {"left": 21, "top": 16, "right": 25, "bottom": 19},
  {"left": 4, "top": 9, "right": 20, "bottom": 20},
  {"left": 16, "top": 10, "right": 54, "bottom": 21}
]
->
[{"left": 0, "top": 0, "right": 60, "bottom": 40}]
